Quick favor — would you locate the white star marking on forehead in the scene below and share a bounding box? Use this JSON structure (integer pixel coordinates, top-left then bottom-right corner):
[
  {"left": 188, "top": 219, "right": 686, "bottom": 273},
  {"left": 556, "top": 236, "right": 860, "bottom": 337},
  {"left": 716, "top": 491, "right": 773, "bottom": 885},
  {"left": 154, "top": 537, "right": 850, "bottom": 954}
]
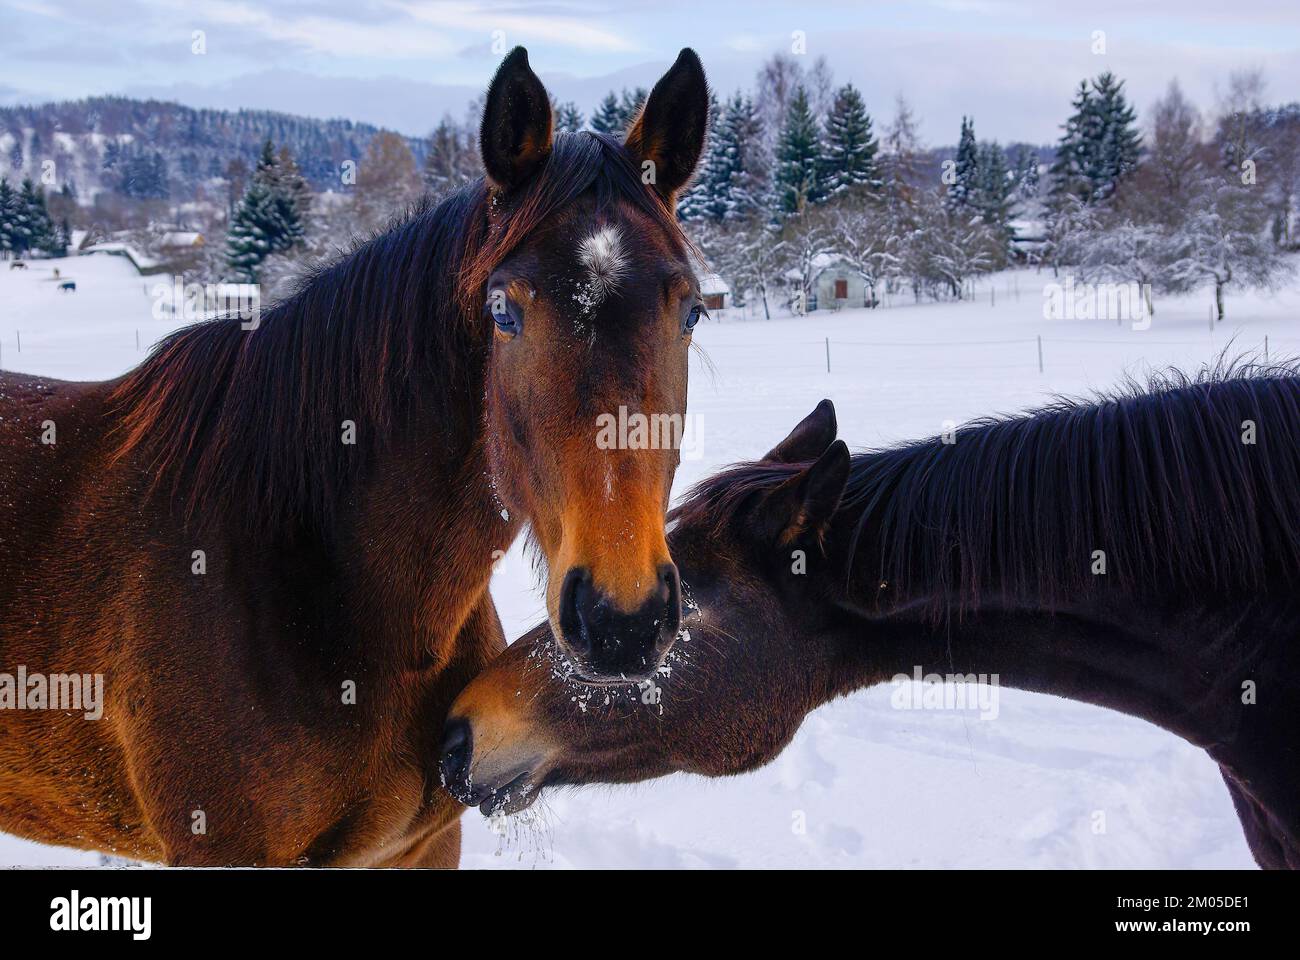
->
[{"left": 577, "top": 225, "right": 628, "bottom": 305}]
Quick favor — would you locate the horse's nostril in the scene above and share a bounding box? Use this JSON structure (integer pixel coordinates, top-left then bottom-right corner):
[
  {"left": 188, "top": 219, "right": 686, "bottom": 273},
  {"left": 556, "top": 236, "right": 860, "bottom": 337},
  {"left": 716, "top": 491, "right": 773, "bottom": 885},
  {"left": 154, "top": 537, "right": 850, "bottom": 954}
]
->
[
  {"left": 658, "top": 562, "right": 679, "bottom": 597},
  {"left": 658, "top": 562, "right": 681, "bottom": 642},
  {"left": 556, "top": 564, "right": 683, "bottom": 680},
  {"left": 558, "top": 566, "right": 594, "bottom": 655},
  {"left": 439, "top": 718, "right": 472, "bottom": 793}
]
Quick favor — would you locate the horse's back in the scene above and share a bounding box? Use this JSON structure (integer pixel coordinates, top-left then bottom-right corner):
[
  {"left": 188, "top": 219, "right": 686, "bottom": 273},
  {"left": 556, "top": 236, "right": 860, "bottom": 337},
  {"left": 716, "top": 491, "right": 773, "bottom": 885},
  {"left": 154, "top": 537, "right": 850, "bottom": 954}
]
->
[{"left": 0, "top": 371, "right": 119, "bottom": 621}]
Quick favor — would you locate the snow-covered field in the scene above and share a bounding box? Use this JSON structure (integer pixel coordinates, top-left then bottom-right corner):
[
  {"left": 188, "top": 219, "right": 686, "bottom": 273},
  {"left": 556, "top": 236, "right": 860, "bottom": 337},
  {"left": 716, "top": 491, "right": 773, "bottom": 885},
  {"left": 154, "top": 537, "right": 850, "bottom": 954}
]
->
[{"left": 4, "top": 251, "right": 1296, "bottom": 868}]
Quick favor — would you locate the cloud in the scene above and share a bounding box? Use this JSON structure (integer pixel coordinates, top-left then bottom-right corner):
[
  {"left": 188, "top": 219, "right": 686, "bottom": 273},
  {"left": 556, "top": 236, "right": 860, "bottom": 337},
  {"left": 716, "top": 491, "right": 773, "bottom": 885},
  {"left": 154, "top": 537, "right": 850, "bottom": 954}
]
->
[
  {"left": 122, "top": 0, "right": 637, "bottom": 60},
  {"left": 141, "top": 0, "right": 458, "bottom": 58},
  {"left": 393, "top": 0, "right": 638, "bottom": 53},
  {"left": 4, "top": 1, "right": 1299, "bottom": 145},
  {"left": 1, "top": 0, "right": 75, "bottom": 20},
  {"left": 723, "top": 34, "right": 764, "bottom": 53}
]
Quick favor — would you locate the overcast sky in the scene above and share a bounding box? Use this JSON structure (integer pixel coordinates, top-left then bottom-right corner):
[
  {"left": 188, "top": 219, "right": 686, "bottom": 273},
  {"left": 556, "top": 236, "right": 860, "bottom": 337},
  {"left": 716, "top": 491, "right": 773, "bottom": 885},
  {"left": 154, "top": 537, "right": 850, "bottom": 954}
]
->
[{"left": 2, "top": 0, "right": 1298, "bottom": 145}]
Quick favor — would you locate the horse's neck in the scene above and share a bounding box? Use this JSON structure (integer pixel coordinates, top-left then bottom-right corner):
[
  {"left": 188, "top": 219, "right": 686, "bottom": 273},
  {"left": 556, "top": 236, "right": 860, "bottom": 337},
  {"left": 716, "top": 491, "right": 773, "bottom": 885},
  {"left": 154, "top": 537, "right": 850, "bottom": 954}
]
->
[
  {"left": 834, "top": 596, "right": 1260, "bottom": 751},
  {"left": 341, "top": 399, "right": 518, "bottom": 666},
  {"left": 269, "top": 213, "right": 509, "bottom": 662},
  {"left": 822, "top": 465, "right": 1273, "bottom": 752}
]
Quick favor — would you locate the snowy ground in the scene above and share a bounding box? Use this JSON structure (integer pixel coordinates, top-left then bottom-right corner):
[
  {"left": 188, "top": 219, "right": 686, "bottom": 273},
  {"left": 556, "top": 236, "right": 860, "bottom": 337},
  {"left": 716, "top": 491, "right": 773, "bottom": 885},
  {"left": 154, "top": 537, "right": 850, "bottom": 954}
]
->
[{"left": 4, "top": 252, "right": 1294, "bottom": 868}]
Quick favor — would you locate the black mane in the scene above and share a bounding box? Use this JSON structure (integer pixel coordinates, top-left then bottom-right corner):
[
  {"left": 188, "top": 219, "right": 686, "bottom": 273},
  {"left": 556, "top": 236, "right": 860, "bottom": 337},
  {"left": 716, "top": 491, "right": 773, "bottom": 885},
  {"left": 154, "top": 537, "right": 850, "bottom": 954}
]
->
[{"left": 679, "top": 361, "right": 1300, "bottom": 614}]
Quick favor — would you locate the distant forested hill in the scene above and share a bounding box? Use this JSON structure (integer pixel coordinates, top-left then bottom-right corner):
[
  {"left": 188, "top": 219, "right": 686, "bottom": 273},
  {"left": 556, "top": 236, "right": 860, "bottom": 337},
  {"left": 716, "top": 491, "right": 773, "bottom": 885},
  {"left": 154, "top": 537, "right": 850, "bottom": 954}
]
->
[{"left": 0, "top": 96, "right": 431, "bottom": 200}]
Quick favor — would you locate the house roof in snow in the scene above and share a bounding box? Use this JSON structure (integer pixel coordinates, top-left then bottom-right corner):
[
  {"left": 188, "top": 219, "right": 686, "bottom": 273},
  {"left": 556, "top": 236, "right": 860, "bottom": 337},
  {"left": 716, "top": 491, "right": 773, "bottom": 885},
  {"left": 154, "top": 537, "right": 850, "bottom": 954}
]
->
[
  {"left": 810, "top": 253, "right": 851, "bottom": 271},
  {"left": 1009, "top": 218, "right": 1047, "bottom": 242},
  {"left": 782, "top": 256, "right": 858, "bottom": 282},
  {"left": 82, "top": 242, "right": 161, "bottom": 271},
  {"left": 159, "top": 231, "right": 204, "bottom": 248},
  {"left": 699, "top": 272, "right": 729, "bottom": 295}
]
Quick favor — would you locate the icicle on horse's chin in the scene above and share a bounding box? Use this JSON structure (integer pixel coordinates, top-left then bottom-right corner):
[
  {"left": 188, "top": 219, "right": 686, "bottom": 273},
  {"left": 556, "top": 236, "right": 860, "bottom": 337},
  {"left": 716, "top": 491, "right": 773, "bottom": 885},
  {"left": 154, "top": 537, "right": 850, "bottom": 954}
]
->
[{"left": 0, "top": 46, "right": 711, "bottom": 865}]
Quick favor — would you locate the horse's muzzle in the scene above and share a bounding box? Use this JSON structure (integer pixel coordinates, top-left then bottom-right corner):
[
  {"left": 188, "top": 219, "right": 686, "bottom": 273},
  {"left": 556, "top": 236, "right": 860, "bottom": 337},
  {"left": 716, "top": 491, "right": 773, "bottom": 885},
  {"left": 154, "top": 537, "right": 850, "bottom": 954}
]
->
[
  {"left": 556, "top": 563, "right": 680, "bottom": 682},
  {"left": 439, "top": 717, "right": 543, "bottom": 816}
]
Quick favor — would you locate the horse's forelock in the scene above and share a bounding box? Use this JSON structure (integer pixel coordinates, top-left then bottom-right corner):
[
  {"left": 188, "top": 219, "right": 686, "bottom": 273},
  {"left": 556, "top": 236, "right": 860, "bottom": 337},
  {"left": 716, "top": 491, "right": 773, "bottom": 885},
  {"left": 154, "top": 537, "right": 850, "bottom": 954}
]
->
[{"left": 458, "top": 132, "right": 691, "bottom": 314}]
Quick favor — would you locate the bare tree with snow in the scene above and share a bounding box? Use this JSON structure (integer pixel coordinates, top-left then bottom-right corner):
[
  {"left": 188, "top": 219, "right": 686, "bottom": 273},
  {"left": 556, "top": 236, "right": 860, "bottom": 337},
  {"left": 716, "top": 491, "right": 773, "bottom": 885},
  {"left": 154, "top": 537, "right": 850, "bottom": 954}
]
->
[{"left": 1164, "top": 173, "right": 1293, "bottom": 320}]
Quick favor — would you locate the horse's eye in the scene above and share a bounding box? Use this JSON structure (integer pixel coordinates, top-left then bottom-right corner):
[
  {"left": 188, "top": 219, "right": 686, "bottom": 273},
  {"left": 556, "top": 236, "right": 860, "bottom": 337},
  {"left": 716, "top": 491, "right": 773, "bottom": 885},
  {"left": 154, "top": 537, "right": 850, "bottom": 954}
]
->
[
  {"left": 683, "top": 303, "right": 705, "bottom": 334},
  {"left": 485, "top": 290, "right": 521, "bottom": 337}
]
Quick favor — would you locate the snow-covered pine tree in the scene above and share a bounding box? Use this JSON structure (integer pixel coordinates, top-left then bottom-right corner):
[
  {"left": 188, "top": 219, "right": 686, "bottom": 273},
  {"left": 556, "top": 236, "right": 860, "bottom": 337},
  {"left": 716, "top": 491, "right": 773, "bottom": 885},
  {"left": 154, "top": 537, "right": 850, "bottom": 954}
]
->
[
  {"left": 1090, "top": 72, "right": 1142, "bottom": 201},
  {"left": 588, "top": 89, "right": 647, "bottom": 136},
  {"left": 254, "top": 140, "right": 305, "bottom": 245},
  {"left": 721, "top": 92, "right": 764, "bottom": 221},
  {"left": 973, "top": 141, "right": 1014, "bottom": 258},
  {"left": 225, "top": 179, "right": 280, "bottom": 282},
  {"left": 946, "top": 116, "right": 979, "bottom": 213},
  {"left": 682, "top": 92, "right": 767, "bottom": 223},
  {"left": 619, "top": 88, "right": 647, "bottom": 128},
  {"left": 0, "top": 175, "right": 61, "bottom": 257},
  {"left": 1049, "top": 80, "right": 1095, "bottom": 201},
  {"left": 772, "top": 85, "right": 828, "bottom": 217},
  {"left": 33, "top": 186, "right": 61, "bottom": 255},
  {"left": 2, "top": 180, "right": 23, "bottom": 256},
  {"left": 1009, "top": 145, "right": 1040, "bottom": 200},
  {"left": 678, "top": 94, "right": 723, "bottom": 222},
  {"left": 822, "top": 83, "right": 879, "bottom": 197},
  {"left": 975, "top": 144, "right": 1012, "bottom": 216},
  {"left": 424, "top": 117, "right": 473, "bottom": 198},
  {"left": 590, "top": 93, "right": 623, "bottom": 135},
  {"left": 225, "top": 140, "right": 305, "bottom": 282},
  {"left": 1051, "top": 73, "right": 1141, "bottom": 204},
  {"left": 555, "top": 102, "right": 584, "bottom": 134},
  {"left": 0, "top": 178, "right": 16, "bottom": 257},
  {"left": 15, "top": 178, "right": 56, "bottom": 256}
]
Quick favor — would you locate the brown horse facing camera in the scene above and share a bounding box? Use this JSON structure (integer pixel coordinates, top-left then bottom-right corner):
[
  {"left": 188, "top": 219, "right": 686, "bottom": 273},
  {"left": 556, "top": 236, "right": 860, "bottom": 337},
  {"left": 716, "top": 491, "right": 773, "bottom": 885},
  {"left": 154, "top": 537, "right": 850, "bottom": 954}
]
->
[
  {"left": 445, "top": 368, "right": 1300, "bottom": 869},
  {"left": 0, "top": 48, "right": 709, "bottom": 866}
]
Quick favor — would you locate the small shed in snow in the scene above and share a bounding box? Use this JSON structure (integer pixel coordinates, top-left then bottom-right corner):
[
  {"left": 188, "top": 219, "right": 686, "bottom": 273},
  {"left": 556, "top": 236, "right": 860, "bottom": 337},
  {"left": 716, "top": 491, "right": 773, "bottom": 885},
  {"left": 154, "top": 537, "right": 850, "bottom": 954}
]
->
[
  {"left": 699, "top": 272, "right": 730, "bottom": 311},
  {"left": 811, "top": 257, "right": 868, "bottom": 311}
]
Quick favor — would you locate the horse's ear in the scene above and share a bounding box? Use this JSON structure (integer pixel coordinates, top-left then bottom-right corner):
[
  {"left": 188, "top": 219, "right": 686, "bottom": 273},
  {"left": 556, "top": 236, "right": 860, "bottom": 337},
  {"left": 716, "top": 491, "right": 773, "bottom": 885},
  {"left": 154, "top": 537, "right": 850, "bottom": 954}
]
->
[
  {"left": 624, "top": 48, "right": 709, "bottom": 200},
  {"left": 765, "top": 399, "right": 837, "bottom": 463},
  {"left": 768, "top": 440, "right": 851, "bottom": 548},
  {"left": 480, "top": 47, "right": 553, "bottom": 192}
]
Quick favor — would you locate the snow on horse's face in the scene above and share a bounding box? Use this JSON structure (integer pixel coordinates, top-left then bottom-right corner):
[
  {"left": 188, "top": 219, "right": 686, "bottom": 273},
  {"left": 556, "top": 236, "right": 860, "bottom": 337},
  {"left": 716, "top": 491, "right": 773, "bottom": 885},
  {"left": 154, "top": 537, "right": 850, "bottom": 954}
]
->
[{"left": 477, "top": 48, "right": 710, "bottom": 683}]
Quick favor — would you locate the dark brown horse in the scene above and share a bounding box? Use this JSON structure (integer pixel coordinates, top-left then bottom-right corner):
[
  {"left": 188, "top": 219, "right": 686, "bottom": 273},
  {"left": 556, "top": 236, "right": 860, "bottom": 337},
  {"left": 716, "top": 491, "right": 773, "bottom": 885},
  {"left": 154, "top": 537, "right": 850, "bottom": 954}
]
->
[
  {"left": 445, "top": 366, "right": 1300, "bottom": 868},
  {"left": 0, "top": 47, "right": 709, "bottom": 865}
]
